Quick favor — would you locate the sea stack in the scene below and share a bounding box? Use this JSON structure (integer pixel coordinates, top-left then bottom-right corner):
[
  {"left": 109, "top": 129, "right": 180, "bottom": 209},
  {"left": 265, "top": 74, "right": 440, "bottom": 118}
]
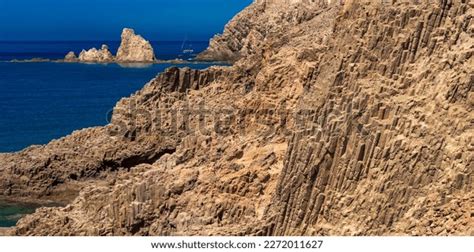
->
[
  {"left": 116, "top": 28, "right": 156, "bottom": 63},
  {"left": 77, "top": 44, "right": 114, "bottom": 63}
]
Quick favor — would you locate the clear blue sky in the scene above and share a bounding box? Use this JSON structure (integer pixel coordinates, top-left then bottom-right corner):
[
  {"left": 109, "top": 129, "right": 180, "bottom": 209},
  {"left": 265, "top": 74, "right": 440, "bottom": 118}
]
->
[{"left": 0, "top": 0, "right": 252, "bottom": 41}]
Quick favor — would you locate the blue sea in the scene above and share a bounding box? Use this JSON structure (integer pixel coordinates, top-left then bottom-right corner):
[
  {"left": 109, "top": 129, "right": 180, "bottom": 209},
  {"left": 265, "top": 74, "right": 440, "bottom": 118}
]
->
[
  {"left": 0, "top": 40, "right": 209, "bottom": 61},
  {"left": 0, "top": 41, "right": 215, "bottom": 153},
  {"left": 0, "top": 41, "right": 217, "bottom": 227}
]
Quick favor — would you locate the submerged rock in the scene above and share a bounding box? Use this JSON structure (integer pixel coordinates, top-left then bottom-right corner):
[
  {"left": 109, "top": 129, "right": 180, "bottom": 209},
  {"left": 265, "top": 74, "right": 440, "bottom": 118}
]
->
[
  {"left": 116, "top": 28, "right": 155, "bottom": 63},
  {"left": 10, "top": 58, "right": 51, "bottom": 63}
]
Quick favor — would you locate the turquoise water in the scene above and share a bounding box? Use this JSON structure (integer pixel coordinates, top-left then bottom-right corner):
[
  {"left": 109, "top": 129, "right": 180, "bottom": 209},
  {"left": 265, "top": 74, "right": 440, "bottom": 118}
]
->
[{"left": 0, "top": 201, "right": 38, "bottom": 227}]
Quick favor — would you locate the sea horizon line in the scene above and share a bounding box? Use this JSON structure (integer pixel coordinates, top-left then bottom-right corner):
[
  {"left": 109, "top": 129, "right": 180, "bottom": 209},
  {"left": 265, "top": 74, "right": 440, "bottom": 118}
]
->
[{"left": 0, "top": 40, "right": 210, "bottom": 43}]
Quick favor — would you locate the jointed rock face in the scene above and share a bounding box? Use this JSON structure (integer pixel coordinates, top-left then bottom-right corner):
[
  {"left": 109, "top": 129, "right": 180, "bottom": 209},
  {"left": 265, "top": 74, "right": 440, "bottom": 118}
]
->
[{"left": 1, "top": 0, "right": 473, "bottom": 235}]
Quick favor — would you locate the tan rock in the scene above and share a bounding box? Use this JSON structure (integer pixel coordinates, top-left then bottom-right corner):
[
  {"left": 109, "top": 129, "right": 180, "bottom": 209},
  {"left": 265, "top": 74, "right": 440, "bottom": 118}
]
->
[
  {"left": 2, "top": 0, "right": 472, "bottom": 236},
  {"left": 0, "top": 228, "right": 13, "bottom": 236},
  {"left": 77, "top": 44, "right": 114, "bottom": 63},
  {"left": 64, "top": 51, "right": 78, "bottom": 62},
  {"left": 116, "top": 28, "right": 155, "bottom": 63}
]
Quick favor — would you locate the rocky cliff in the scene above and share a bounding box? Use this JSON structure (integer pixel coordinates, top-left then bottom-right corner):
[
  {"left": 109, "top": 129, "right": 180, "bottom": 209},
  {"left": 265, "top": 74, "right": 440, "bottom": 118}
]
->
[
  {"left": 1, "top": 0, "right": 472, "bottom": 235},
  {"left": 116, "top": 28, "right": 156, "bottom": 63},
  {"left": 195, "top": 0, "right": 330, "bottom": 62}
]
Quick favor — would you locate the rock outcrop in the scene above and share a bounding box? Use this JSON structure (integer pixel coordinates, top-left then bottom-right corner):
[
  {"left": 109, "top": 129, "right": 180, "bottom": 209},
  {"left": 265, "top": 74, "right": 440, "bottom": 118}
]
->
[
  {"left": 77, "top": 44, "right": 114, "bottom": 63},
  {"left": 195, "top": 0, "right": 325, "bottom": 62},
  {"left": 116, "top": 28, "right": 156, "bottom": 63},
  {"left": 0, "top": 66, "right": 226, "bottom": 200},
  {"left": 2, "top": 0, "right": 472, "bottom": 236},
  {"left": 63, "top": 28, "right": 155, "bottom": 63},
  {"left": 64, "top": 51, "right": 78, "bottom": 62},
  {"left": 0, "top": 228, "right": 12, "bottom": 236}
]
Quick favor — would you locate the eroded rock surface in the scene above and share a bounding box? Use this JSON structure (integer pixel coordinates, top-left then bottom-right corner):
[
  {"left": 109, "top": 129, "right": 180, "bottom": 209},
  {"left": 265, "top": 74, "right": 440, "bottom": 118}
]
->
[
  {"left": 116, "top": 28, "right": 156, "bottom": 63},
  {"left": 2, "top": 0, "right": 473, "bottom": 235},
  {"left": 78, "top": 44, "right": 114, "bottom": 63},
  {"left": 64, "top": 51, "right": 78, "bottom": 62}
]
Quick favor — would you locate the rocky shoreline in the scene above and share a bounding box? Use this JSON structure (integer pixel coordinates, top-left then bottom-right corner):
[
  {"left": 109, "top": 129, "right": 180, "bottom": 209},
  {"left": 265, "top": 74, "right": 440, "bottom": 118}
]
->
[
  {"left": 1, "top": 0, "right": 472, "bottom": 235},
  {"left": 0, "top": 228, "right": 12, "bottom": 236}
]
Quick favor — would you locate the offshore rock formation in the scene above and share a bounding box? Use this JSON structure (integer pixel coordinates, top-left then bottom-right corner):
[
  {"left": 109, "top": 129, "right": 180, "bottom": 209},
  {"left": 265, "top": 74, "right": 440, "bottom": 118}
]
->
[
  {"left": 1, "top": 0, "right": 472, "bottom": 235},
  {"left": 78, "top": 44, "right": 115, "bottom": 63},
  {"left": 64, "top": 51, "right": 78, "bottom": 62},
  {"left": 63, "top": 28, "right": 155, "bottom": 63},
  {"left": 116, "top": 28, "right": 156, "bottom": 63}
]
